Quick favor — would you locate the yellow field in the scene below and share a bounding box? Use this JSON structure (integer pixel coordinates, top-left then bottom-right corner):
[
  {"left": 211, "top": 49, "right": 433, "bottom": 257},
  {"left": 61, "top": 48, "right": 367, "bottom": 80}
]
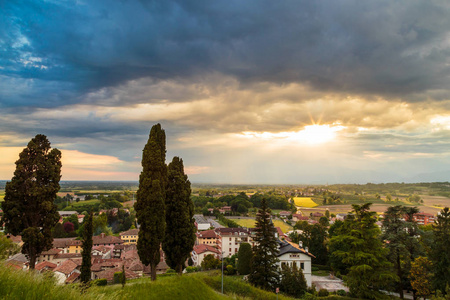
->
[
  {"left": 232, "top": 218, "right": 292, "bottom": 234},
  {"left": 293, "top": 197, "right": 318, "bottom": 208}
]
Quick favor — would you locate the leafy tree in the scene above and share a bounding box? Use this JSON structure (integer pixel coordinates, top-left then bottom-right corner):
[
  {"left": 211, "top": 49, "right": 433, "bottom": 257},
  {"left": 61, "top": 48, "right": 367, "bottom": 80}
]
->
[
  {"left": 295, "top": 223, "right": 328, "bottom": 265},
  {"left": 382, "top": 205, "right": 421, "bottom": 299},
  {"left": 201, "top": 254, "right": 220, "bottom": 270},
  {"left": 279, "top": 263, "right": 307, "bottom": 297},
  {"left": 163, "top": 157, "right": 196, "bottom": 275},
  {"left": 63, "top": 221, "right": 75, "bottom": 233},
  {"left": 410, "top": 256, "right": 432, "bottom": 300},
  {"left": 1, "top": 134, "right": 61, "bottom": 269},
  {"left": 0, "top": 233, "right": 20, "bottom": 260},
  {"left": 80, "top": 212, "right": 93, "bottom": 285},
  {"left": 52, "top": 222, "right": 67, "bottom": 238},
  {"left": 430, "top": 207, "right": 450, "bottom": 294},
  {"left": 329, "top": 203, "right": 394, "bottom": 299},
  {"left": 237, "top": 242, "right": 253, "bottom": 275},
  {"left": 67, "top": 214, "right": 80, "bottom": 230},
  {"left": 249, "top": 198, "right": 279, "bottom": 291},
  {"left": 135, "top": 124, "right": 167, "bottom": 281}
]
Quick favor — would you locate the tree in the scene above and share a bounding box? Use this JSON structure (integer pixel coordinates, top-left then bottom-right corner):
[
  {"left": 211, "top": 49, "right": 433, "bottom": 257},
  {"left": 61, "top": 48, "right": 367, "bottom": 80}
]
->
[
  {"left": 80, "top": 212, "right": 93, "bottom": 285},
  {"left": 249, "top": 198, "right": 279, "bottom": 291},
  {"left": 201, "top": 254, "right": 220, "bottom": 270},
  {"left": 237, "top": 242, "right": 253, "bottom": 275},
  {"left": 430, "top": 207, "right": 450, "bottom": 294},
  {"left": 63, "top": 221, "right": 75, "bottom": 233},
  {"left": 279, "top": 263, "right": 307, "bottom": 298},
  {"left": 163, "top": 157, "right": 196, "bottom": 275},
  {"left": 382, "top": 205, "right": 421, "bottom": 299},
  {"left": 410, "top": 256, "right": 432, "bottom": 300},
  {"left": 52, "top": 223, "right": 67, "bottom": 238},
  {"left": 329, "top": 203, "right": 394, "bottom": 299},
  {"left": 135, "top": 124, "right": 167, "bottom": 281},
  {"left": 0, "top": 233, "right": 20, "bottom": 260},
  {"left": 1, "top": 134, "right": 61, "bottom": 269}
]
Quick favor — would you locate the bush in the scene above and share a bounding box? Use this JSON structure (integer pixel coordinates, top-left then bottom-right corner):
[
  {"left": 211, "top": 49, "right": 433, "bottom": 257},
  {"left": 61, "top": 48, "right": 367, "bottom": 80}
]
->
[
  {"left": 337, "top": 289, "right": 346, "bottom": 296},
  {"left": 113, "top": 272, "right": 122, "bottom": 284},
  {"left": 185, "top": 266, "right": 197, "bottom": 273},
  {"left": 166, "top": 268, "right": 176, "bottom": 274},
  {"left": 224, "top": 265, "right": 235, "bottom": 275},
  {"left": 318, "top": 288, "right": 329, "bottom": 297},
  {"left": 312, "top": 266, "right": 320, "bottom": 271},
  {"left": 92, "top": 278, "right": 107, "bottom": 286}
]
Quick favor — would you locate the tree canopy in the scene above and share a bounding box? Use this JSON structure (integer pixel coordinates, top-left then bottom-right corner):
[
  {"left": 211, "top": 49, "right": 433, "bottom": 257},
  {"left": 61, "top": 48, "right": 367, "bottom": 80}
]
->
[
  {"left": 1, "top": 134, "right": 61, "bottom": 269},
  {"left": 135, "top": 124, "right": 167, "bottom": 281}
]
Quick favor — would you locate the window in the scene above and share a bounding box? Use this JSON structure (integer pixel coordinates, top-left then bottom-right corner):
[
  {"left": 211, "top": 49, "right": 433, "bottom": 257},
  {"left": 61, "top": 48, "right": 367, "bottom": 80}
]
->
[
  {"left": 229, "top": 248, "right": 231, "bottom": 252},
  {"left": 301, "top": 263, "right": 304, "bottom": 270}
]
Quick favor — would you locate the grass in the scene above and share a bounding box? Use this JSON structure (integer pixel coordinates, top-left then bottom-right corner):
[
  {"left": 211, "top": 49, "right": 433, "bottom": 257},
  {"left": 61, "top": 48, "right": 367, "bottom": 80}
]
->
[
  {"left": 293, "top": 197, "right": 318, "bottom": 208},
  {"left": 231, "top": 218, "right": 292, "bottom": 233},
  {"left": 0, "top": 265, "right": 228, "bottom": 300},
  {"left": 64, "top": 199, "right": 100, "bottom": 209}
]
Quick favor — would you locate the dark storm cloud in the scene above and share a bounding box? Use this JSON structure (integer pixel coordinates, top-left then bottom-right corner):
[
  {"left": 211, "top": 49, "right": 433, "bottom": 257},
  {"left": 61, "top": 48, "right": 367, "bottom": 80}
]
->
[{"left": 2, "top": 0, "right": 450, "bottom": 108}]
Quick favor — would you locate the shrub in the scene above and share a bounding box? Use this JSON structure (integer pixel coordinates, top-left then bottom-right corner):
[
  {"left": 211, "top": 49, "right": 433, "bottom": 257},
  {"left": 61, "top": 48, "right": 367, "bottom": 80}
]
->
[
  {"left": 312, "top": 266, "right": 320, "bottom": 272},
  {"left": 92, "top": 278, "right": 107, "bottom": 286},
  {"left": 225, "top": 265, "right": 235, "bottom": 275},
  {"left": 166, "top": 268, "right": 176, "bottom": 274},
  {"left": 337, "top": 289, "right": 346, "bottom": 296},
  {"left": 318, "top": 288, "right": 329, "bottom": 297},
  {"left": 185, "top": 266, "right": 197, "bottom": 273}
]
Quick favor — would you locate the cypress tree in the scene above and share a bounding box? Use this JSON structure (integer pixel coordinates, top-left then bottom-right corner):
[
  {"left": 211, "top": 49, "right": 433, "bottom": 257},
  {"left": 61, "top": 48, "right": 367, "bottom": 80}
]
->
[
  {"left": 237, "top": 242, "right": 253, "bottom": 275},
  {"left": 162, "top": 157, "right": 196, "bottom": 274},
  {"left": 80, "top": 212, "right": 93, "bottom": 284},
  {"left": 430, "top": 207, "right": 450, "bottom": 294},
  {"left": 135, "top": 124, "right": 167, "bottom": 281},
  {"left": 249, "top": 198, "right": 280, "bottom": 291},
  {"left": 280, "top": 263, "right": 307, "bottom": 297},
  {"left": 1, "top": 134, "right": 61, "bottom": 269}
]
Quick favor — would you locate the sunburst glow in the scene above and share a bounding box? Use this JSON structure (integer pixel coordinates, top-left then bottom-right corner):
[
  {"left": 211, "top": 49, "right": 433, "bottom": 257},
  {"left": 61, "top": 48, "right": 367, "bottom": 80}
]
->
[{"left": 239, "top": 124, "right": 345, "bottom": 145}]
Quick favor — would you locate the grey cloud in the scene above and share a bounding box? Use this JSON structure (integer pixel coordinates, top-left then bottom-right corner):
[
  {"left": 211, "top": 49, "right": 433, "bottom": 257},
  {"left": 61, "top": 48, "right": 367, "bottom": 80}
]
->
[{"left": 2, "top": 0, "right": 450, "bottom": 108}]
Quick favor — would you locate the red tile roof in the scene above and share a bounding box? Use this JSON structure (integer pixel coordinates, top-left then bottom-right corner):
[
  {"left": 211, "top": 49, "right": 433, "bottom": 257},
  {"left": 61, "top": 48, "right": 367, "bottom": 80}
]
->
[
  {"left": 196, "top": 229, "right": 217, "bottom": 238},
  {"left": 65, "top": 272, "right": 80, "bottom": 284},
  {"left": 93, "top": 233, "right": 123, "bottom": 246},
  {"left": 193, "top": 244, "right": 220, "bottom": 255},
  {"left": 53, "top": 260, "right": 78, "bottom": 275},
  {"left": 42, "top": 248, "right": 62, "bottom": 255},
  {"left": 119, "top": 229, "right": 139, "bottom": 236},
  {"left": 35, "top": 261, "right": 57, "bottom": 271}
]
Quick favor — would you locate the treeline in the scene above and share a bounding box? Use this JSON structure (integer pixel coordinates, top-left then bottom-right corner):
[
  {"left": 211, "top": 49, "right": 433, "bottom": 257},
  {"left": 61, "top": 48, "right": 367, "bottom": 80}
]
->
[
  {"left": 193, "top": 192, "right": 294, "bottom": 215},
  {"left": 54, "top": 193, "right": 130, "bottom": 213}
]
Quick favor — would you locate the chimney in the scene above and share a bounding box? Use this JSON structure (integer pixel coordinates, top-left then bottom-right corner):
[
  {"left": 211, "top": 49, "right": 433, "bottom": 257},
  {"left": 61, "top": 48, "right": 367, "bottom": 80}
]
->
[
  {"left": 305, "top": 247, "right": 309, "bottom": 253},
  {"left": 299, "top": 241, "right": 303, "bottom": 248},
  {"left": 101, "top": 233, "right": 105, "bottom": 238}
]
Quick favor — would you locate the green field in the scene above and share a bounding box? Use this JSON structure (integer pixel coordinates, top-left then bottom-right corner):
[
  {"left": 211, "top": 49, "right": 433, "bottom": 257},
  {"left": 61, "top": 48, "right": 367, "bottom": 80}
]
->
[
  {"left": 293, "top": 197, "right": 318, "bottom": 208},
  {"left": 231, "top": 218, "right": 292, "bottom": 233}
]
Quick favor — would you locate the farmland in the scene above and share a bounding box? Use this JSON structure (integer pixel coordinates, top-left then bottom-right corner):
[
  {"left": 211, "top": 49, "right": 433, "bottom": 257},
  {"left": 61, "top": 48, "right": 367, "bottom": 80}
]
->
[
  {"left": 293, "top": 197, "right": 318, "bottom": 208},
  {"left": 231, "top": 218, "right": 292, "bottom": 233}
]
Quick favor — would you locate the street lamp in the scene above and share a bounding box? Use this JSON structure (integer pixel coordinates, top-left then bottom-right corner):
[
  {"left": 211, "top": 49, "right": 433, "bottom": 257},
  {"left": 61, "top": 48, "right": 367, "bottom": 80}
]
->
[{"left": 221, "top": 251, "right": 225, "bottom": 294}]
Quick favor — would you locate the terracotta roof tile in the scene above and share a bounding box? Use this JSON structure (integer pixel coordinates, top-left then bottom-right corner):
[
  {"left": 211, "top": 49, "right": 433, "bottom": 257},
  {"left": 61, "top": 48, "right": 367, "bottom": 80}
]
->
[
  {"left": 53, "top": 260, "right": 78, "bottom": 275},
  {"left": 35, "top": 261, "right": 57, "bottom": 271},
  {"left": 193, "top": 244, "right": 220, "bottom": 255}
]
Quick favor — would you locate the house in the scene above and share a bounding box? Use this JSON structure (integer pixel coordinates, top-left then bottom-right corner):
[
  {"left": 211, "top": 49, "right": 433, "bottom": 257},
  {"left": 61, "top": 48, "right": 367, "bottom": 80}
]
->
[
  {"left": 312, "top": 212, "right": 324, "bottom": 219},
  {"left": 292, "top": 214, "right": 309, "bottom": 222},
  {"left": 35, "top": 261, "right": 57, "bottom": 272},
  {"left": 93, "top": 233, "right": 124, "bottom": 247},
  {"left": 119, "top": 228, "right": 139, "bottom": 245},
  {"left": 194, "top": 215, "right": 211, "bottom": 231},
  {"left": 279, "top": 211, "right": 291, "bottom": 218},
  {"left": 336, "top": 213, "right": 348, "bottom": 221},
  {"left": 92, "top": 245, "right": 114, "bottom": 259},
  {"left": 196, "top": 229, "right": 217, "bottom": 247},
  {"left": 37, "top": 248, "right": 62, "bottom": 263},
  {"left": 5, "top": 234, "right": 23, "bottom": 247},
  {"left": 58, "top": 211, "right": 78, "bottom": 218},
  {"left": 215, "top": 227, "right": 255, "bottom": 257},
  {"left": 53, "top": 237, "right": 77, "bottom": 253},
  {"left": 277, "top": 240, "right": 315, "bottom": 287},
  {"left": 411, "top": 212, "right": 435, "bottom": 225},
  {"left": 191, "top": 244, "right": 221, "bottom": 267},
  {"left": 93, "top": 266, "right": 139, "bottom": 282},
  {"left": 53, "top": 259, "right": 80, "bottom": 284}
]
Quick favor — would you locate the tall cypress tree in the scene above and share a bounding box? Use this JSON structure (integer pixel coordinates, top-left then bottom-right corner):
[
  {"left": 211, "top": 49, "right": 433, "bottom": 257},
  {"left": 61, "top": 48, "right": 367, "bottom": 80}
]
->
[
  {"left": 237, "top": 242, "right": 253, "bottom": 275},
  {"left": 135, "top": 124, "right": 167, "bottom": 281},
  {"left": 162, "top": 157, "right": 196, "bottom": 274},
  {"left": 430, "top": 207, "right": 450, "bottom": 294},
  {"left": 80, "top": 211, "right": 93, "bottom": 284},
  {"left": 249, "top": 198, "right": 279, "bottom": 291},
  {"left": 1, "top": 134, "right": 61, "bottom": 269}
]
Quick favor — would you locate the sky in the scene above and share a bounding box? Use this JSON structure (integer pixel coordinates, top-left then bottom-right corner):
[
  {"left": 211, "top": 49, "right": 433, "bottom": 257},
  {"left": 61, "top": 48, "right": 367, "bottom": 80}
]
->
[{"left": 1, "top": 0, "right": 450, "bottom": 184}]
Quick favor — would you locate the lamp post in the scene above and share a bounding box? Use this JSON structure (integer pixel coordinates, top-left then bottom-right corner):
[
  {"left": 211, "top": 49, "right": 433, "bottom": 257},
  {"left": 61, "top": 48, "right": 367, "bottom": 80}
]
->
[{"left": 221, "top": 251, "right": 225, "bottom": 294}]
